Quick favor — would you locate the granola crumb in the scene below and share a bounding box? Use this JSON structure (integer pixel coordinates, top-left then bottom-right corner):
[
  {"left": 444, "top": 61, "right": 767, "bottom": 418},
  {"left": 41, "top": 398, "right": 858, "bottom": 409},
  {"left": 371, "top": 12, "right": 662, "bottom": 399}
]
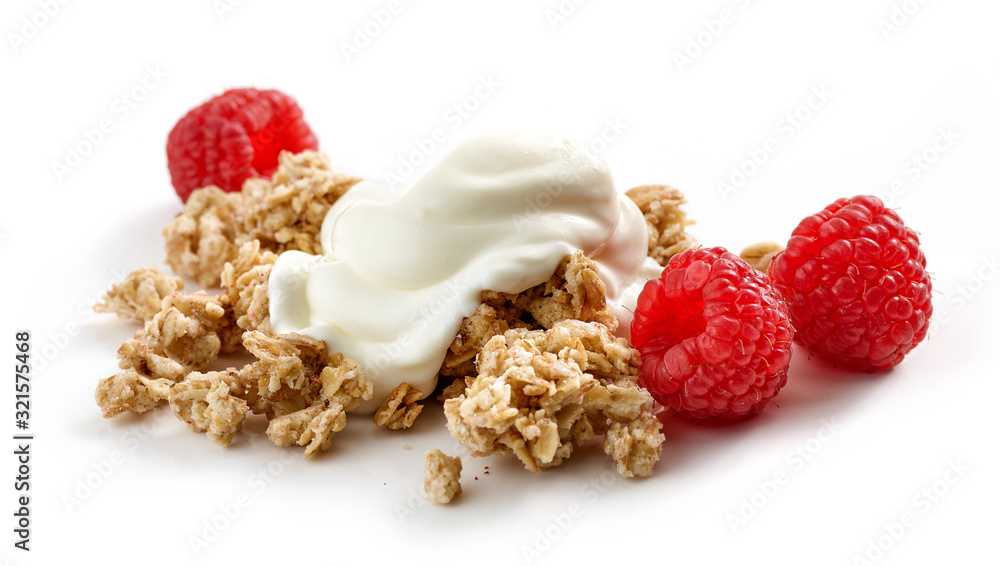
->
[
  {"left": 94, "top": 266, "right": 184, "bottom": 323},
  {"left": 374, "top": 382, "right": 423, "bottom": 430},
  {"left": 163, "top": 186, "right": 244, "bottom": 287},
  {"left": 740, "top": 241, "right": 784, "bottom": 273},
  {"left": 626, "top": 184, "right": 697, "bottom": 266},
  {"left": 424, "top": 449, "right": 462, "bottom": 504},
  {"left": 603, "top": 412, "right": 665, "bottom": 478}
]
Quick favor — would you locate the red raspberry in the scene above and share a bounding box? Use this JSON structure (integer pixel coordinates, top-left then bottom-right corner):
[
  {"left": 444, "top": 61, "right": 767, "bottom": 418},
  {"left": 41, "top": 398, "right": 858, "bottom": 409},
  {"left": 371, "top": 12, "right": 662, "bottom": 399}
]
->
[
  {"left": 767, "top": 195, "right": 932, "bottom": 371},
  {"left": 166, "top": 88, "right": 318, "bottom": 202},
  {"left": 631, "top": 247, "right": 794, "bottom": 420}
]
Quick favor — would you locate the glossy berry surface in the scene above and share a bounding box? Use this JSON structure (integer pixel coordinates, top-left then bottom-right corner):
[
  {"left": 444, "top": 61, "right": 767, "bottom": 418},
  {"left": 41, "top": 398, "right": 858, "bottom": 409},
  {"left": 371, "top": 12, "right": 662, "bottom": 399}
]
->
[
  {"left": 166, "top": 88, "right": 318, "bottom": 202},
  {"left": 631, "top": 247, "right": 794, "bottom": 420},
  {"left": 767, "top": 195, "right": 932, "bottom": 371}
]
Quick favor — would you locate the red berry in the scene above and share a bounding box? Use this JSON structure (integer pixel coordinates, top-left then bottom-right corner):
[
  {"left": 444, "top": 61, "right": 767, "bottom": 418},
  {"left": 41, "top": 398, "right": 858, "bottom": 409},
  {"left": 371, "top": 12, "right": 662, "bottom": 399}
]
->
[
  {"left": 767, "top": 195, "right": 932, "bottom": 371},
  {"left": 166, "top": 88, "right": 318, "bottom": 202},
  {"left": 631, "top": 247, "right": 794, "bottom": 420}
]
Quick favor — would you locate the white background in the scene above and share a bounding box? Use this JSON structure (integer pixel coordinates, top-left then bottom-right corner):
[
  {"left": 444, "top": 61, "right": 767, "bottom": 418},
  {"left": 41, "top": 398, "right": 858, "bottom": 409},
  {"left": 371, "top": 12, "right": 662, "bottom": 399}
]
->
[{"left": 2, "top": 0, "right": 999, "bottom": 564}]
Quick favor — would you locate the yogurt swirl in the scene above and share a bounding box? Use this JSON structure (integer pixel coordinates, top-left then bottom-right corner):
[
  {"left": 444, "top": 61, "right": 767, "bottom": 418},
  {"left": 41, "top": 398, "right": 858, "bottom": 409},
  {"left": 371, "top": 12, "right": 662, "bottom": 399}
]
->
[{"left": 268, "top": 130, "right": 661, "bottom": 412}]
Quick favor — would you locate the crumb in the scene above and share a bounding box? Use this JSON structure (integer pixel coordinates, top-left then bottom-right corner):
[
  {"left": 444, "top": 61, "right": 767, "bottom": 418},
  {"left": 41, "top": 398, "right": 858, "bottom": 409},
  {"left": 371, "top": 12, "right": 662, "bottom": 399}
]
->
[
  {"left": 94, "top": 266, "right": 184, "bottom": 322},
  {"left": 163, "top": 186, "right": 244, "bottom": 287},
  {"left": 444, "top": 320, "right": 661, "bottom": 476},
  {"left": 603, "top": 412, "right": 665, "bottom": 478},
  {"left": 241, "top": 150, "right": 360, "bottom": 255},
  {"left": 403, "top": 444, "right": 411, "bottom": 450},
  {"left": 374, "top": 382, "right": 423, "bottom": 430},
  {"left": 424, "top": 449, "right": 462, "bottom": 504},
  {"left": 739, "top": 241, "right": 784, "bottom": 273},
  {"left": 626, "top": 184, "right": 697, "bottom": 266}
]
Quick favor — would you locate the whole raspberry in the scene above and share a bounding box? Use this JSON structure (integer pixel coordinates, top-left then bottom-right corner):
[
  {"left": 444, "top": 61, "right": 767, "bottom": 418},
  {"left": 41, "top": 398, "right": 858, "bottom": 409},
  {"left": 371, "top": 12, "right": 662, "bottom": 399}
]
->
[
  {"left": 631, "top": 247, "right": 794, "bottom": 420},
  {"left": 167, "top": 88, "right": 318, "bottom": 202},
  {"left": 767, "top": 195, "right": 931, "bottom": 371}
]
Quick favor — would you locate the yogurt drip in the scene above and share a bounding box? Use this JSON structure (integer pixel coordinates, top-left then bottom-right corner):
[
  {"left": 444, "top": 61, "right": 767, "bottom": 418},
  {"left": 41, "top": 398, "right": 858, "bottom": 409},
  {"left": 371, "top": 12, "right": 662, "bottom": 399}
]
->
[{"left": 268, "top": 130, "right": 662, "bottom": 413}]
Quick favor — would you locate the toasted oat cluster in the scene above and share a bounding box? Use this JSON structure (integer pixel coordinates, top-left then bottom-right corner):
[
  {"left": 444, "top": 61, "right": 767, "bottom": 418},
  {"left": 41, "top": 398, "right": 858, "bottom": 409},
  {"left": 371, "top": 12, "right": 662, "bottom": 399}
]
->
[
  {"left": 374, "top": 382, "right": 424, "bottom": 430},
  {"left": 443, "top": 319, "right": 664, "bottom": 477},
  {"left": 440, "top": 251, "right": 617, "bottom": 380},
  {"left": 94, "top": 261, "right": 372, "bottom": 456},
  {"left": 241, "top": 150, "right": 359, "bottom": 255},
  {"left": 163, "top": 187, "right": 244, "bottom": 287},
  {"left": 221, "top": 240, "right": 277, "bottom": 334},
  {"left": 626, "top": 184, "right": 698, "bottom": 266},
  {"left": 163, "top": 150, "right": 360, "bottom": 286},
  {"left": 94, "top": 267, "right": 184, "bottom": 322},
  {"left": 424, "top": 450, "right": 463, "bottom": 504}
]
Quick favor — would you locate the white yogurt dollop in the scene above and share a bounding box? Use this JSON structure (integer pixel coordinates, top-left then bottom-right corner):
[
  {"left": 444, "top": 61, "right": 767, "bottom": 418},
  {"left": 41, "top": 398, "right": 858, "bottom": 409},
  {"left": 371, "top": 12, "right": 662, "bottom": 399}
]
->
[{"left": 268, "top": 130, "right": 662, "bottom": 412}]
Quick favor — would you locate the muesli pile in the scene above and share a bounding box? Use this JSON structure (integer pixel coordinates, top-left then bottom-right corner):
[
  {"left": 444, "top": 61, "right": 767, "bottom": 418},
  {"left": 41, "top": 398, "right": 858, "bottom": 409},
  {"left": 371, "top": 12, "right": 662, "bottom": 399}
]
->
[{"left": 94, "top": 145, "right": 698, "bottom": 492}]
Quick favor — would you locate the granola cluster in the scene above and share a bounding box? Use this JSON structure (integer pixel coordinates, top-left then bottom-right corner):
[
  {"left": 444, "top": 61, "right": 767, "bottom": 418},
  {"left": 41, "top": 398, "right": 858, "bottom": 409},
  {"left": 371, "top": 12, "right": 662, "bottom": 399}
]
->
[
  {"left": 163, "top": 150, "right": 360, "bottom": 286},
  {"left": 94, "top": 260, "right": 376, "bottom": 456},
  {"left": 95, "top": 291, "right": 237, "bottom": 418},
  {"left": 626, "top": 184, "right": 698, "bottom": 266},
  {"left": 439, "top": 251, "right": 617, "bottom": 381},
  {"left": 443, "top": 319, "right": 664, "bottom": 478},
  {"left": 94, "top": 266, "right": 184, "bottom": 322}
]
